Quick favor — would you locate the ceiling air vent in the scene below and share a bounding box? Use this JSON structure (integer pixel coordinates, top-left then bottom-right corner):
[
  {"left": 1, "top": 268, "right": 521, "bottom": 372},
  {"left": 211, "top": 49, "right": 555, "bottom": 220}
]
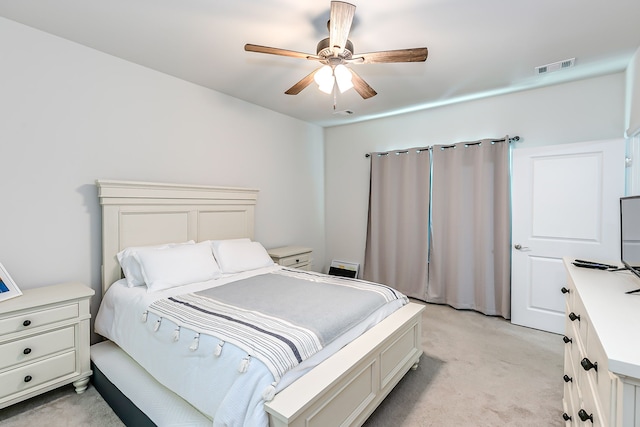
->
[{"left": 535, "top": 58, "right": 575, "bottom": 75}]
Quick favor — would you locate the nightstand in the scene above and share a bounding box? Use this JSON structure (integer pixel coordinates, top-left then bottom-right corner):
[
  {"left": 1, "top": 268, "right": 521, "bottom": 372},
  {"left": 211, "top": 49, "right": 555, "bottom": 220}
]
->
[
  {"left": 268, "top": 246, "right": 313, "bottom": 271},
  {"left": 0, "top": 282, "right": 94, "bottom": 409}
]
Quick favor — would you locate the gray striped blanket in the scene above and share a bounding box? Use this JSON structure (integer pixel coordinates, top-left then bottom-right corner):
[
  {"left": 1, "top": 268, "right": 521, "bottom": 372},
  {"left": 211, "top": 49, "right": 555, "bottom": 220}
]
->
[{"left": 147, "top": 268, "right": 406, "bottom": 383}]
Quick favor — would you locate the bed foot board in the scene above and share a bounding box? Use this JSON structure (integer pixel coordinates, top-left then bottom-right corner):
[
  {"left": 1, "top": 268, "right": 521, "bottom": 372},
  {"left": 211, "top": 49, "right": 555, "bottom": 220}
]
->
[{"left": 265, "top": 302, "right": 424, "bottom": 427}]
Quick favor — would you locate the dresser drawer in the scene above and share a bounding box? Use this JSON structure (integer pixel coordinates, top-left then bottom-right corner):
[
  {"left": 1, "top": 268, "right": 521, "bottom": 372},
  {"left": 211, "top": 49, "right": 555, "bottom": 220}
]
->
[
  {"left": 278, "top": 252, "right": 311, "bottom": 267},
  {"left": 562, "top": 383, "right": 577, "bottom": 425},
  {"left": 0, "top": 351, "right": 76, "bottom": 400},
  {"left": 563, "top": 347, "right": 578, "bottom": 423},
  {"left": 0, "top": 303, "right": 79, "bottom": 336},
  {"left": 569, "top": 292, "right": 589, "bottom": 350},
  {"left": 584, "top": 330, "right": 613, "bottom": 420},
  {"left": 0, "top": 326, "right": 75, "bottom": 371},
  {"left": 580, "top": 380, "right": 606, "bottom": 427},
  {"left": 563, "top": 277, "right": 576, "bottom": 312}
]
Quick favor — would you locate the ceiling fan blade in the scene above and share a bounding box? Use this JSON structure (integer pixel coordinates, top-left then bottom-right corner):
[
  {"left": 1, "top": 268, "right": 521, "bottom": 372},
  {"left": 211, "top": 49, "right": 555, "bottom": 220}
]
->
[
  {"left": 329, "top": 1, "right": 356, "bottom": 56},
  {"left": 351, "top": 47, "right": 428, "bottom": 64},
  {"left": 349, "top": 69, "right": 377, "bottom": 99},
  {"left": 285, "top": 68, "right": 320, "bottom": 95},
  {"left": 244, "top": 44, "right": 320, "bottom": 61}
]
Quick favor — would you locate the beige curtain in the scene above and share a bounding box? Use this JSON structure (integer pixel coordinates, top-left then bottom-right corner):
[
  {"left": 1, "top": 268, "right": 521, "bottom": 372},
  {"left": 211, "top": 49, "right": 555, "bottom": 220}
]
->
[
  {"left": 427, "top": 138, "right": 511, "bottom": 317},
  {"left": 363, "top": 148, "right": 431, "bottom": 299}
]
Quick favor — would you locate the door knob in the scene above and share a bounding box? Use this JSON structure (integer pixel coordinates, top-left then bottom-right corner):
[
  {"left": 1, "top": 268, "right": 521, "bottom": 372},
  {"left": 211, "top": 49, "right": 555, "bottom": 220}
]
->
[{"left": 514, "top": 244, "right": 530, "bottom": 250}]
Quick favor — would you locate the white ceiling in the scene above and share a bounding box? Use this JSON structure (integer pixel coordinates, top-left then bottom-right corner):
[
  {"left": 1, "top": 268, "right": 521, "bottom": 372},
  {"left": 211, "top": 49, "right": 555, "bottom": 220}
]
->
[{"left": 1, "top": 0, "right": 639, "bottom": 127}]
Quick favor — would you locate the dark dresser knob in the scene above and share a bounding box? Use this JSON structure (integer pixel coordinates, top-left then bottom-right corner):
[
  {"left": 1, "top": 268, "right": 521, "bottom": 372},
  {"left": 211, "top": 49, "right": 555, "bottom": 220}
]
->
[
  {"left": 581, "top": 357, "right": 597, "bottom": 372},
  {"left": 24, "top": 375, "right": 32, "bottom": 383},
  {"left": 578, "top": 409, "right": 593, "bottom": 423},
  {"left": 563, "top": 374, "right": 573, "bottom": 383},
  {"left": 561, "top": 287, "right": 570, "bottom": 294},
  {"left": 22, "top": 320, "right": 32, "bottom": 327},
  {"left": 563, "top": 335, "right": 572, "bottom": 344},
  {"left": 23, "top": 348, "right": 32, "bottom": 355},
  {"left": 568, "top": 312, "right": 580, "bottom": 322},
  {"left": 562, "top": 412, "right": 572, "bottom": 421}
]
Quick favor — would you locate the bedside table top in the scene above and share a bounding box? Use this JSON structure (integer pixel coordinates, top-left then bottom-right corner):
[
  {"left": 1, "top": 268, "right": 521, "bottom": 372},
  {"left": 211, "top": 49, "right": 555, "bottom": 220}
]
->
[
  {"left": 0, "top": 282, "right": 94, "bottom": 314},
  {"left": 267, "top": 246, "right": 312, "bottom": 258}
]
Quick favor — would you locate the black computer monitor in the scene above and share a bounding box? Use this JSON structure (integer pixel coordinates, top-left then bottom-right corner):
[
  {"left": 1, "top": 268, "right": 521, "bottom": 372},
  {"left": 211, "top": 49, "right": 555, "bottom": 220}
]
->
[{"left": 620, "top": 195, "right": 640, "bottom": 282}]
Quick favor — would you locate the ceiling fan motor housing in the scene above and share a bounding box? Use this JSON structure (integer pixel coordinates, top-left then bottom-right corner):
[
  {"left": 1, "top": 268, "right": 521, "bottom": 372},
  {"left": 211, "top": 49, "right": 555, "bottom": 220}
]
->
[{"left": 317, "top": 37, "right": 354, "bottom": 62}]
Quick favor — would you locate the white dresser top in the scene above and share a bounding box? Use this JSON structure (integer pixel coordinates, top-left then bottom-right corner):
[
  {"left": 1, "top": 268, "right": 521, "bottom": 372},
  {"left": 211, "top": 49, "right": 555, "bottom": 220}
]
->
[{"left": 564, "top": 258, "right": 640, "bottom": 379}]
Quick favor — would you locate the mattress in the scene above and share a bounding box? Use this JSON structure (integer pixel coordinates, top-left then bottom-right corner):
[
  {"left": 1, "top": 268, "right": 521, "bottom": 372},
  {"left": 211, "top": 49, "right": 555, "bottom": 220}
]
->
[{"left": 94, "top": 265, "right": 407, "bottom": 427}]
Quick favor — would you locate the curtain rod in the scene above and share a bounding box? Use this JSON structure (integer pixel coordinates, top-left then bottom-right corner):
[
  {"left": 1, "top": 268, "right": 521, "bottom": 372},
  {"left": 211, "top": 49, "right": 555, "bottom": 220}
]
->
[{"left": 364, "top": 135, "right": 520, "bottom": 158}]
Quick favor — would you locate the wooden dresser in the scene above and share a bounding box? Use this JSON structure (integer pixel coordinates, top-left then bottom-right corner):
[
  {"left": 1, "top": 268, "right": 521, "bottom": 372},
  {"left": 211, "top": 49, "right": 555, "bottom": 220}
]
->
[
  {"left": 562, "top": 258, "right": 640, "bottom": 426},
  {"left": 267, "top": 246, "right": 313, "bottom": 270},
  {"left": 0, "top": 282, "right": 94, "bottom": 409}
]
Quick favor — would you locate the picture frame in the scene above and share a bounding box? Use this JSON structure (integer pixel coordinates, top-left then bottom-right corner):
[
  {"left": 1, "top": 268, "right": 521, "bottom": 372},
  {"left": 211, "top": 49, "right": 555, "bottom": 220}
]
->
[{"left": 0, "top": 262, "right": 22, "bottom": 302}]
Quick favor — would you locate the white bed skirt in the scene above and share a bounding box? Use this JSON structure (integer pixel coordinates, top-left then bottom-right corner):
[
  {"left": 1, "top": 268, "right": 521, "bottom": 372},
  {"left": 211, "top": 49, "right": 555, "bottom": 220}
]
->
[{"left": 90, "top": 340, "right": 211, "bottom": 426}]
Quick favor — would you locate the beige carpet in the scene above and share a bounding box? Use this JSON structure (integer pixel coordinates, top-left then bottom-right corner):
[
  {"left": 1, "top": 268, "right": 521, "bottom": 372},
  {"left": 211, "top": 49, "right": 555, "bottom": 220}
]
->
[
  {"left": 0, "top": 302, "right": 563, "bottom": 426},
  {"left": 362, "top": 302, "right": 563, "bottom": 426}
]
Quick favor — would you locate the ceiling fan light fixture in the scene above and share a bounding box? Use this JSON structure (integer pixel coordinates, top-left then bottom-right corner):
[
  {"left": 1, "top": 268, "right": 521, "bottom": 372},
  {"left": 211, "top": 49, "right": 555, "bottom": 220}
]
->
[
  {"left": 334, "top": 64, "right": 353, "bottom": 93},
  {"left": 245, "top": 1, "right": 427, "bottom": 100},
  {"left": 314, "top": 65, "right": 335, "bottom": 94}
]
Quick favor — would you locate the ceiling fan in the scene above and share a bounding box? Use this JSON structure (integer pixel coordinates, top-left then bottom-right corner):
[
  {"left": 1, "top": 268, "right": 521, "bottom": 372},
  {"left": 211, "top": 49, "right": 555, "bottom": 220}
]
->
[{"left": 244, "top": 1, "right": 428, "bottom": 99}]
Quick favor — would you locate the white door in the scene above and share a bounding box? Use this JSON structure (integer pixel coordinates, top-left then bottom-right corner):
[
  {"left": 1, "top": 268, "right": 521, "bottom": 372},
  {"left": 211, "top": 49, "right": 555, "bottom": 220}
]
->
[{"left": 511, "top": 139, "right": 625, "bottom": 334}]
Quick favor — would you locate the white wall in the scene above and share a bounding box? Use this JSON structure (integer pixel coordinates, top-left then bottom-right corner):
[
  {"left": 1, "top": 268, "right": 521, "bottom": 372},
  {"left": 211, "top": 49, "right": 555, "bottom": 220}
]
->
[
  {"left": 625, "top": 47, "right": 640, "bottom": 195},
  {"left": 626, "top": 45, "right": 640, "bottom": 137},
  {"left": 0, "top": 18, "right": 325, "bottom": 319},
  {"left": 323, "top": 73, "right": 626, "bottom": 274}
]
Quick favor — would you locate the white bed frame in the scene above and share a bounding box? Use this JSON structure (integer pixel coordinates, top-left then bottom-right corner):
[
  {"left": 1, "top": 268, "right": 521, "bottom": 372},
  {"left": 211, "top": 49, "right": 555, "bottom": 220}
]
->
[{"left": 96, "top": 179, "right": 424, "bottom": 427}]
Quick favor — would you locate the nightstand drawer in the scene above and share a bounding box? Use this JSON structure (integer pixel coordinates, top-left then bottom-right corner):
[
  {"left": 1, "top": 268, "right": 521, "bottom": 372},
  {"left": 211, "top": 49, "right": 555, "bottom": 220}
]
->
[
  {"left": 278, "top": 252, "right": 311, "bottom": 267},
  {"left": 0, "top": 351, "right": 76, "bottom": 400},
  {"left": 0, "top": 326, "right": 75, "bottom": 371},
  {"left": 0, "top": 304, "right": 79, "bottom": 336}
]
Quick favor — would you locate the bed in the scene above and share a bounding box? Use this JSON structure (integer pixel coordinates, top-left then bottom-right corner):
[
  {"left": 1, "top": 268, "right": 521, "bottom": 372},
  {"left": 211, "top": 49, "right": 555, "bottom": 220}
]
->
[{"left": 91, "top": 179, "right": 425, "bottom": 427}]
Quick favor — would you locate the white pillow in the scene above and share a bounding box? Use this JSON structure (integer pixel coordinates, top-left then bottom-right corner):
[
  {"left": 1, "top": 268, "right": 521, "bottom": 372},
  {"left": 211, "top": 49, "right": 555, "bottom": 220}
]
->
[
  {"left": 212, "top": 240, "right": 274, "bottom": 274},
  {"left": 117, "top": 241, "right": 195, "bottom": 287},
  {"left": 208, "top": 238, "right": 251, "bottom": 255},
  {"left": 134, "top": 242, "right": 222, "bottom": 292}
]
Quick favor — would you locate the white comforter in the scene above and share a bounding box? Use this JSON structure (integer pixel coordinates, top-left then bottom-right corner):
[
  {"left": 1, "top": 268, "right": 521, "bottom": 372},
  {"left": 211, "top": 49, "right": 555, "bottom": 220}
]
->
[{"left": 94, "top": 265, "right": 405, "bottom": 426}]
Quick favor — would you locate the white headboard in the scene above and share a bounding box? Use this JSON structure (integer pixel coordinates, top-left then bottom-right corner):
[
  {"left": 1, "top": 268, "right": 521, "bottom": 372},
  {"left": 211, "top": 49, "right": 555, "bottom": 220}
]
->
[{"left": 97, "top": 180, "right": 259, "bottom": 295}]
